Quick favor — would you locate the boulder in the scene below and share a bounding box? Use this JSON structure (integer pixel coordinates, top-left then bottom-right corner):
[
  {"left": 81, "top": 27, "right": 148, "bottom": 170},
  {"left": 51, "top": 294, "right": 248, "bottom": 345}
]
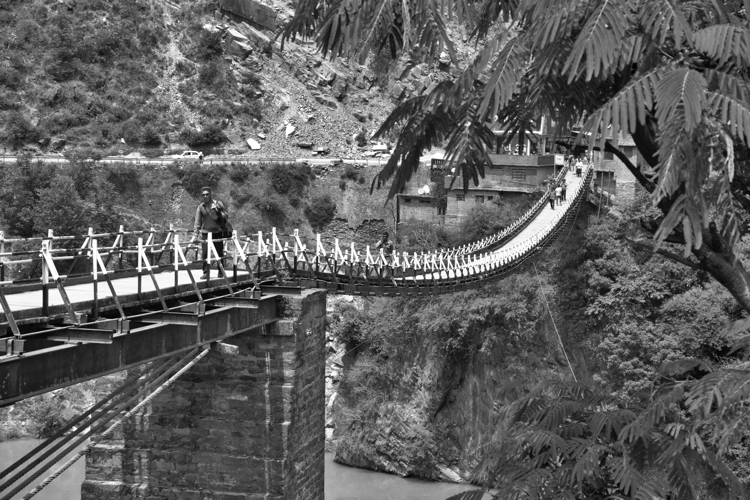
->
[
  {"left": 372, "top": 143, "right": 388, "bottom": 152},
  {"left": 240, "top": 22, "right": 271, "bottom": 46},
  {"left": 219, "top": 0, "right": 276, "bottom": 30},
  {"left": 257, "top": 132, "right": 266, "bottom": 139},
  {"left": 390, "top": 82, "right": 405, "bottom": 99},
  {"left": 50, "top": 137, "right": 67, "bottom": 150},
  {"left": 313, "top": 146, "right": 330, "bottom": 154},
  {"left": 352, "top": 110, "right": 367, "bottom": 123},
  {"left": 246, "top": 137, "right": 261, "bottom": 150},
  {"left": 297, "top": 141, "right": 313, "bottom": 148},
  {"left": 226, "top": 29, "right": 253, "bottom": 58},
  {"left": 313, "top": 93, "right": 338, "bottom": 109},
  {"left": 276, "top": 94, "right": 291, "bottom": 111},
  {"left": 285, "top": 124, "right": 296, "bottom": 137}
]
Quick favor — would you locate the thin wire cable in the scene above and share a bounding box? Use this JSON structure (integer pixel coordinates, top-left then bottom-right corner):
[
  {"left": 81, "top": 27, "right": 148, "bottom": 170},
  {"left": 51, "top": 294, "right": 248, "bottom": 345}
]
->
[
  {"left": 22, "top": 348, "right": 211, "bottom": 499},
  {"left": 532, "top": 262, "right": 577, "bottom": 382},
  {"left": 0, "top": 355, "right": 175, "bottom": 487},
  {"left": 0, "top": 349, "right": 201, "bottom": 500}
]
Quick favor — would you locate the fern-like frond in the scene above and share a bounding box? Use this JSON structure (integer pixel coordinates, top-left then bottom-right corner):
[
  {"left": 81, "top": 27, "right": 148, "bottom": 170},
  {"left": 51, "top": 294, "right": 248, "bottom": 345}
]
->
[
  {"left": 445, "top": 490, "right": 486, "bottom": 500},
  {"left": 453, "top": 32, "right": 508, "bottom": 107},
  {"left": 654, "top": 67, "right": 707, "bottom": 134},
  {"left": 477, "top": 37, "right": 531, "bottom": 122},
  {"left": 562, "top": 0, "right": 634, "bottom": 82},
  {"left": 370, "top": 95, "right": 455, "bottom": 197},
  {"left": 608, "top": 456, "right": 648, "bottom": 496},
  {"left": 443, "top": 104, "right": 497, "bottom": 191},
  {"left": 411, "top": 0, "right": 459, "bottom": 65},
  {"left": 588, "top": 409, "right": 637, "bottom": 442},
  {"left": 621, "top": 386, "right": 684, "bottom": 442},
  {"left": 658, "top": 358, "right": 714, "bottom": 377},
  {"left": 316, "top": 0, "right": 399, "bottom": 62},
  {"left": 639, "top": 0, "right": 693, "bottom": 50},
  {"left": 579, "top": 67, "right": 661, "bottom": 150},
  {"left": 684, "top": 368, "right": 750, "bottom": 421},
  {"left": 280, "top": 0, "right": 324, "bottom": 45},
  {"left": 700, "top": 446, "right": 744, "bottom": 497},
  {"left": 665, "top": 453, "right": 697, "bottom": 500},
  {"left": 706, "top": 90, "right": 750, "bottom": 145},
  {"left": 694, "top": 24, "right": 750, "bottom": 68},
  {"left": 471, "top": 0, "right": 518, "bottom": 39}
]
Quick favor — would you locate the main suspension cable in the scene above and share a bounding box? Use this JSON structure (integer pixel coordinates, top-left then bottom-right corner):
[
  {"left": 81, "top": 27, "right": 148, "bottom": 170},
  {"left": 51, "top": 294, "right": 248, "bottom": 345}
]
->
[
  {"left": 22, "top": 347, "right": 210, "bottom": 500},
  {"left": 0, "top": 348, "right": 202, "bottom": 500}
]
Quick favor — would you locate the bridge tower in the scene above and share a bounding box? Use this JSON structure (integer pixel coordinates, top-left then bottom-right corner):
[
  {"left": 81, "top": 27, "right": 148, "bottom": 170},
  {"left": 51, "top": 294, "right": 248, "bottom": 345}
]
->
[{"left": 81, "top": 289, "right": 327, "bottom": 500}]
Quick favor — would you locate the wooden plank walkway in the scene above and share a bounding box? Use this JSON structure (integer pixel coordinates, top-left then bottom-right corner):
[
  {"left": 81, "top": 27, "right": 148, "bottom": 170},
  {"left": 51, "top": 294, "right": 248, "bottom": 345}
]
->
[
  {"left": 499, "top": 169, "right": 583, "bottom": 252},
  {"left": 2, "top": 269, "right": 254, "bottom": 322}
]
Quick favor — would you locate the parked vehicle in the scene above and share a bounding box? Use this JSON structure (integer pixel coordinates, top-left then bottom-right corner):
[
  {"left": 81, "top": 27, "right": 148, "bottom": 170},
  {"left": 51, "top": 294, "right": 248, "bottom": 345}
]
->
[{"left": 177, "top": 150, "right": 204, "bottom": 161}]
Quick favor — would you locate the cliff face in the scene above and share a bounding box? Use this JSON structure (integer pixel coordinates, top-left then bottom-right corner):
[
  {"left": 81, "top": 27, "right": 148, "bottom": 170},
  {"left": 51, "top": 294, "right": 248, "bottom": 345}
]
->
[{"left": 328, "top": 272, "right": 569, "bottom": 483}]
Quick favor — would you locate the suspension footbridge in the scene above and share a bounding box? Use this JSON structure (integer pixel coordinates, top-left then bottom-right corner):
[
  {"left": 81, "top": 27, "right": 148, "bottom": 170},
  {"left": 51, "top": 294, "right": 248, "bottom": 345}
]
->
[{"left": 0, "top": 163, "right": 591, "bottom": 500}]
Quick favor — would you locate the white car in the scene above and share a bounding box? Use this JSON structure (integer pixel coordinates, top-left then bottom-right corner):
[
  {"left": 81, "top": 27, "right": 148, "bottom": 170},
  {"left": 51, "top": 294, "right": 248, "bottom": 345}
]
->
[{"left": 177, "top": 150, "right": 204, "bottom": 161}]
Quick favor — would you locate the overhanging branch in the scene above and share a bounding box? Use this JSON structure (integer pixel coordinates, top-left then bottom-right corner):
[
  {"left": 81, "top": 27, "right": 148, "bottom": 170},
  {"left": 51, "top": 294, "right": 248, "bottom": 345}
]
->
[
  {"left": 625, "top": 238, "right": 703, "bottom": 270},
  {"left": 603, "top": 141, "right": 655, "bottom": 193}
]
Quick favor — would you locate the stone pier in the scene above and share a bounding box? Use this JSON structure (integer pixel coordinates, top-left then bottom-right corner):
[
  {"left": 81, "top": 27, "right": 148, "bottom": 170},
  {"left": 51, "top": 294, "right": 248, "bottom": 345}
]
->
[{"left": 82, "top": 289, "right": 327, "bottom": 500}]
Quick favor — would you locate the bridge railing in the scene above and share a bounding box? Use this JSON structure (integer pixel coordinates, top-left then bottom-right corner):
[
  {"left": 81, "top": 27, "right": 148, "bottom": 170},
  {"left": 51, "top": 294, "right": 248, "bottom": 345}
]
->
[
  {"left": 0, "top": 226, "right": 270, "bottom": 327},
  {"left": 247, "top": 166, "right": 592, "bottom": 292}
]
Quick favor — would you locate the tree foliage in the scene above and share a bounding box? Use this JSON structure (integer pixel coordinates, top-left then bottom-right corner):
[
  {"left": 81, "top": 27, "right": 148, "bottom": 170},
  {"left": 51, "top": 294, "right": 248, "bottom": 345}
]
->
[{"left": 283, "top": 0, "right": 750, "bottom": 313}]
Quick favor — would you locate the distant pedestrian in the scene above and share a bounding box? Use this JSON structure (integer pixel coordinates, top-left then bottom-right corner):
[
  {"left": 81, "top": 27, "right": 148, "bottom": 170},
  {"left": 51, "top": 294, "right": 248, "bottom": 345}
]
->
[
  {"left": 561, "top": 180, "right": 567, "bottom": 202},
  {"left": 548, "top": 184, "right": 556, "bottom": 210},
  {"left": 375, "top": 231, "right": 394, "bottom": 259},
  {"left": 555, "top": 184, "right": 562, "bottom": 206},
  {"left": 575, "top": 159, "right": 583, "bottom": 177}
]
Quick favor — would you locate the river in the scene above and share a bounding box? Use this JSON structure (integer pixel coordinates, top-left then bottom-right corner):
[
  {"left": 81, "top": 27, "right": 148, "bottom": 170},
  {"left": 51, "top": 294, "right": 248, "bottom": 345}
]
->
[{"left": 0, "top": 440, "right": 487, "bottom": 500}]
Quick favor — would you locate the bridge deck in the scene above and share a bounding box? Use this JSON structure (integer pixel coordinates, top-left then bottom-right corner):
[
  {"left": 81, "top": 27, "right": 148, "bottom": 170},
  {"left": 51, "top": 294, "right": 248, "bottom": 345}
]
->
[
  {"left": 2, "top": 269, "right": 254, "bottom": 322},
  {"left": 500, "top": 168, "right": 581, "bottom": 250}
]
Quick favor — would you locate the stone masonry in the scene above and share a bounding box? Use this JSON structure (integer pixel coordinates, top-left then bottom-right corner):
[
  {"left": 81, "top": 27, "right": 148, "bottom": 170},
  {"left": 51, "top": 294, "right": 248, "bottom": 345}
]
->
[{"left": 82, "top": 289, "right": 327, "bottom": 500}]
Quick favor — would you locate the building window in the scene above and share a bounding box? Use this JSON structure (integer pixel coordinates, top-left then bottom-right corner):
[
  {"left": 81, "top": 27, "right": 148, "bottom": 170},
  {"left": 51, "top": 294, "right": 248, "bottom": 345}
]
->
[
  {"left": 512, "top": 168, "right": 526, "bottom": 181},
  {"left": 487, "top": 196, "right": 494, "bottom": 201},
  {"left": 456, "top": 194, "right": 465, "bottom": 202},
  {"left": 404, "top": 197, "right": 411, "bottom": 203},
  {"left": 475, "top": 196, "right": 484, "bottom": 204},
  {"left": 438, "top": 206, "right": 446, "bottom": 215}
]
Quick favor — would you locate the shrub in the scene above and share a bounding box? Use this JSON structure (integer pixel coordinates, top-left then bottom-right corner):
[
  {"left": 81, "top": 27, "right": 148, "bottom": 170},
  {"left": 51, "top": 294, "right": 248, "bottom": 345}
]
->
[
  {"left": 181, "top": 164, "right": 221, "bottom": 198},
  {"left": 230, "top": 186, "right": 253, "bottom": 207},
  {"left": 269, "top": 162, "right": 311, "bottom": 197},
  {"left": 340, "top": 164, "right": 360, "bottom": 181},
  {"left": 195, "top": 29, "right": 223, "bottom": 60},
  {"left": 180, "top": 123, "right": 226, "bottom": 146},
  {"left": 140, "top": 124, "right": 162, "bottom": 145},
  {"left": 339, "top": 180, "right": 347, "bottom": 190},
  {"left": 3, "top": 111, "right": 39, "bottom": 147},
  {"left": 228, "top": 163, "right": 250, "bottom": 184},
  {"left": 0, "top": 67, "right": 22, "bottom": 90},
  {"left": 305, "top": 194, "right": 336, "bottom": 231}
]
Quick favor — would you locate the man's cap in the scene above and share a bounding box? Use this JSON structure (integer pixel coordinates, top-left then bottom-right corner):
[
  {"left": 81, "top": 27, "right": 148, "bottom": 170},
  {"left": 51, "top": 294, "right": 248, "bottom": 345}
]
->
[{"left": 201, "top": 187, "right": 212, "bottom": 194}]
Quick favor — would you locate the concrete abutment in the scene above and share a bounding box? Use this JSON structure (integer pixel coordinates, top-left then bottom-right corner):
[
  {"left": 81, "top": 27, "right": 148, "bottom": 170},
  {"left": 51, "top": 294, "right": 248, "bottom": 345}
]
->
[{"left": 82, "top": 289, "right": 327, "bottom": 500}]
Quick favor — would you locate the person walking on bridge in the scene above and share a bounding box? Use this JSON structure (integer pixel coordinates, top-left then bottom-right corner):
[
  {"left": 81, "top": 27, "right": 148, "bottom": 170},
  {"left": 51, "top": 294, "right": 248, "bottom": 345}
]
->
[
  {"left": 555, "top": 183, "right": 563, "bottom": 207},
  {"left": 548, "top": 183, "right": 555, "bottom": 210},
  {"left": 192, "top": 186, "right": 228, "bottom": 280},
  {"left": 561, "top": 180, "right": 567, "bottom": 203}
]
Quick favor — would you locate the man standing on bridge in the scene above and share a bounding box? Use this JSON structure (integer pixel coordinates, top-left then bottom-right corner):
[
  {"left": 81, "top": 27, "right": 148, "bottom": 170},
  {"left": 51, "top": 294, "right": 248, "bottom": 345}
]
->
[{"left": 192, "top": 187, "right": 228, "bottom": 280}]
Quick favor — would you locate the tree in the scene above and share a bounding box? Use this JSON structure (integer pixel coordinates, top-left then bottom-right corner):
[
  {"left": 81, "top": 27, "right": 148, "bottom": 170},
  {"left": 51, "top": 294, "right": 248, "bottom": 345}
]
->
[
  {"left": 282, "top": 0, "right": 750, "bottom": 313},
  {"left": 282, "top": 0, "right": 750, "bottom": 496},
  {"left": 0, "top": 154, "right": 55, "bottom": 237}
]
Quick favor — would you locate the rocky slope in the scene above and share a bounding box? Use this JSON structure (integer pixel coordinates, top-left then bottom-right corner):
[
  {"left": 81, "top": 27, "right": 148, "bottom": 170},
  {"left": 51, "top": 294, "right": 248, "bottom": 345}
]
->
[{"left": 0, "top": 0, "right": 477, "bottom": 159}]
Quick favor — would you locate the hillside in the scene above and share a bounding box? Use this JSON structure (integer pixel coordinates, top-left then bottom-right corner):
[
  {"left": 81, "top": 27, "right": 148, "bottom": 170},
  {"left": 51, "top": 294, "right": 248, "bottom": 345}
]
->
[{"left": 0, "top": 0, "right": 474, "bottom": 159}]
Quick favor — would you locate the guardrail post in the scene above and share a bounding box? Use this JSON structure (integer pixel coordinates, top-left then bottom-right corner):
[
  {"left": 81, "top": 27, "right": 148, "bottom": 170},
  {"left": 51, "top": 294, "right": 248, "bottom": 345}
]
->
[
  {"left": 92, "top": 238, "right": 99, "bottom": 320},
  {"left": 42, "top": 230, "right": 53, "bottom": 316},
  {"left": 137, "top": 238, "right": 143, "bottom": 299},
  {"left": 118, "top": 225, "right": 125, "bottom": 270}
]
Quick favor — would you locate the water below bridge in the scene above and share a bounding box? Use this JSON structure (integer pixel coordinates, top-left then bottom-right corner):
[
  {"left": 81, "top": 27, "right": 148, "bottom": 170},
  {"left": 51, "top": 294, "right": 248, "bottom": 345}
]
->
[{"left": 1, "top": 440, "right": 489, "bottom": 499}]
